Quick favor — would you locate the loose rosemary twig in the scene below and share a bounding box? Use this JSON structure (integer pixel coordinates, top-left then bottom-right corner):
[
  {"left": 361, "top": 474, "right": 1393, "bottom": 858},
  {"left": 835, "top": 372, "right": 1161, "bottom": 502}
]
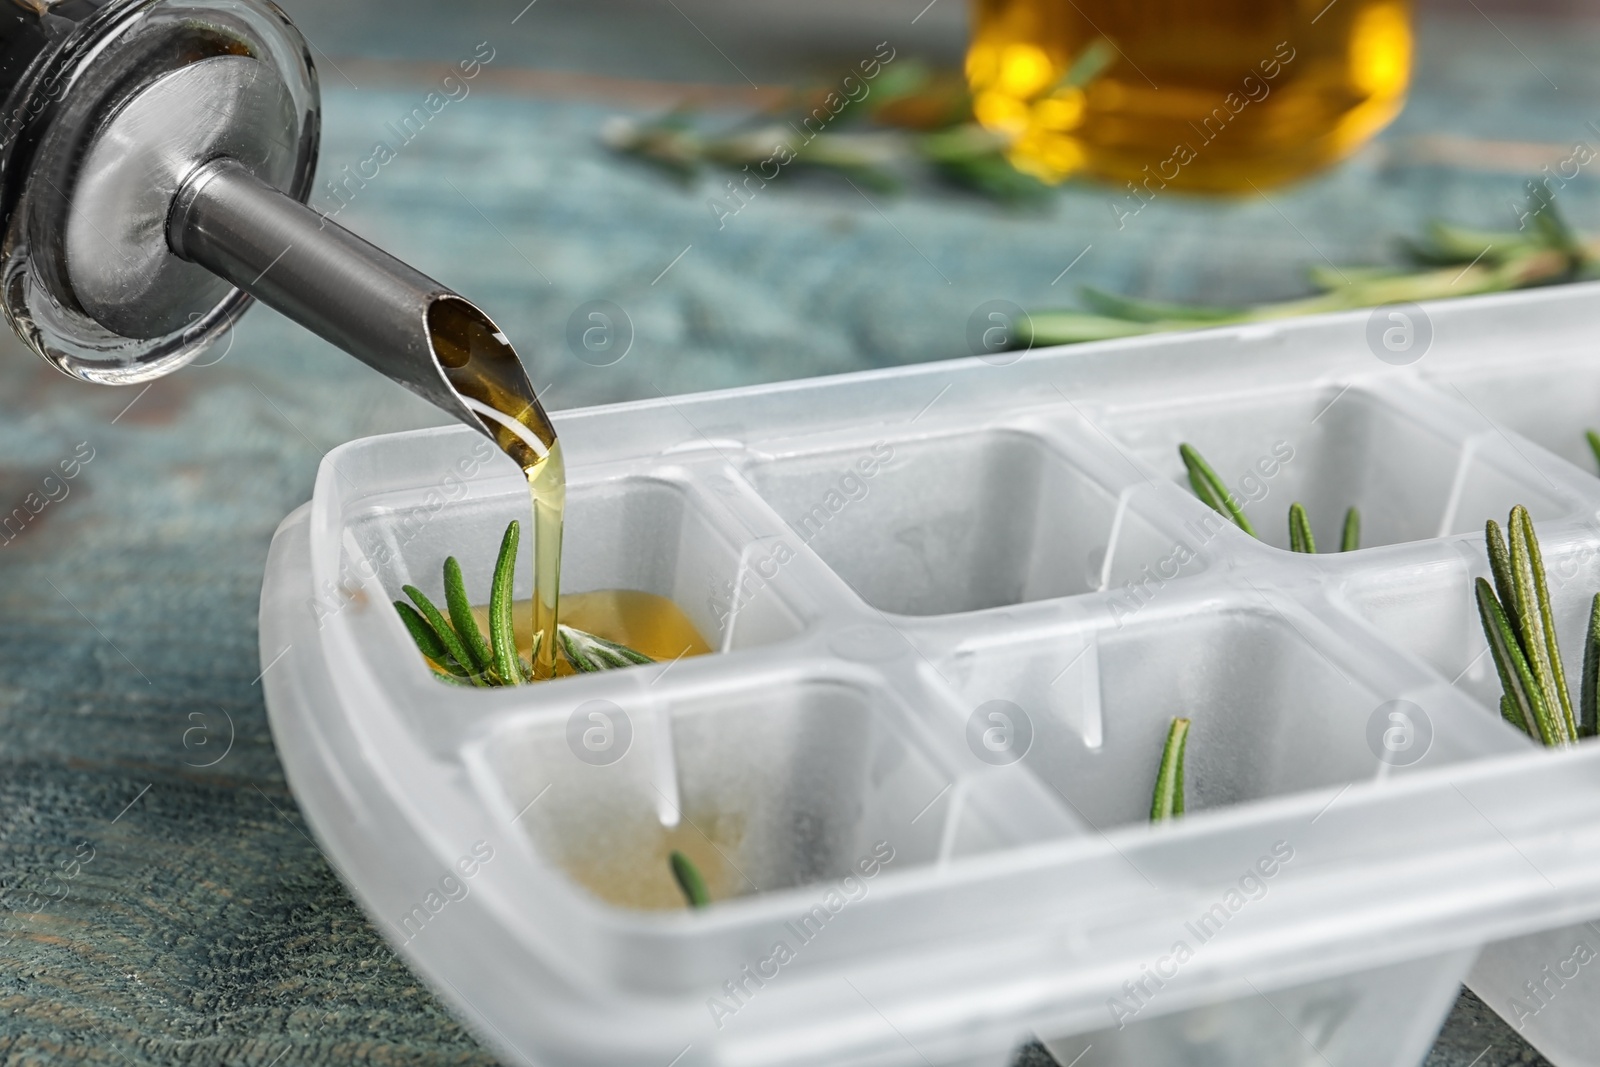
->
[
  {"left": 1475, "top": 506, "right": 1596, "bottom": 746},
  {"left": 1150, "top": 717, "right": 1190, "bottom": 823},
  {"left": 1024, "top": 190, "right": 1594, "bottom": 346},
  {"left": 393, "top": 519, "right": 654, "bottom": 684},
  {"left": 600, "top": 61, "right": 1052, "bottom": 205},
  {"left": 670, "top": 850, "right": 711, "bottom": 908}
]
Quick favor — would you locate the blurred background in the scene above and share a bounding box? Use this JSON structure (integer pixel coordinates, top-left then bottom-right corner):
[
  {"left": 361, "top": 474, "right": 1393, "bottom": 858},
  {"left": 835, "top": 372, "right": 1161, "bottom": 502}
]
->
[{"left": 1, "top": 0, "right": 1597, "bottom": 1063}]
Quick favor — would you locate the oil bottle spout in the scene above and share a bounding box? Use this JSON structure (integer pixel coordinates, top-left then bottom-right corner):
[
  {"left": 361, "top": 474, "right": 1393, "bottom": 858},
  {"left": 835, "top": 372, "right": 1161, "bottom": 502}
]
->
[
  {"left": 0, "top": 0, "right": 550, "bottom": 454},
  {"left": 168, "top": 158, "right": 556, "bottom": 461}
]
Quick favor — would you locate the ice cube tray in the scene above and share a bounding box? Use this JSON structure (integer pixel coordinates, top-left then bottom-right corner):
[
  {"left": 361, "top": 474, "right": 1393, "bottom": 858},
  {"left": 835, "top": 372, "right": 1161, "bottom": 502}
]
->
[{"left": 260, "top": 282, "right": 1600, "bottom": 1067}]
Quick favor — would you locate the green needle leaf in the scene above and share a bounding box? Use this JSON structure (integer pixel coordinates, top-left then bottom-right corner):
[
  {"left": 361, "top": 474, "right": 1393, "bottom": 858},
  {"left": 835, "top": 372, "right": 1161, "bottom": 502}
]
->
[
  {"left": 1340, "top": 507, "right": 1361, "bottom": 552},
  {"left": 1150, "top": 717, "right": 1190, "bottom": 822},
  {"left": 521, "top": 632, "right": 542, "bottom": 685},
  {"left": 489, "top": 520, "right": 522, "bottom": 687},
  {"left": 429, "top": 666, "right": 472, "bottom": 686},
  {"left": 670, "top": 850, "right": 711, "bottom": 908},
  {"left": 559, "top": 626, "right": 601, "bottom": 673},
  {"left": 394, "top": 601, "right": 469, "bottom": 677},
  {"left": 1582, "top": 593, "right": 1600, "bottom": 739},
  {"left": 1288, "top": 503, "right": 1316, "bottom": 553},
  {"left": 1179, "top": 444, "right": 1256, "bottom": 537},
  {"left": 1499, "top": 693, "right": 1521, "bottom": 729},
  {"left": 1476, "top": 578, "right": 1558, "bottom": 745},
  {"left": 558, "top": 625, "right": 655, "bottom": 672},
  {"left": 444, "top": 556, "right": 493, "bottom": 677},
  {"left": 1509, "top": 507, "right": 1574, "bottom": 744},
  {"left": 1485, "top": 519, "right": 1516, "bottom": 623},
  {"left": 395, "top": 600, "right": 447, "bottom": 660},
  {"left": 404, "top": 585, "right": 484, "bottom": 686},
  {"left": 1078, "top": 286, "right": 1242, "bottom": 324},
  {"left": 1058, "top": 36, "right": 1118, "bottom": 90},
  {"left": 1588, "top": 429, "right": 1600, "bottom": 474}
]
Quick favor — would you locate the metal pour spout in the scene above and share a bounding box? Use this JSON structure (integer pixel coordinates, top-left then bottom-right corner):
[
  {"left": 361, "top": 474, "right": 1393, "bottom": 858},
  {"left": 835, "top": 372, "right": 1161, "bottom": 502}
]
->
[
  {"left": 167, "top": 158, "right": 555, "bottom": 461},
  {"left": 0, "top": 0, "right": 550, "bottom": 455}
]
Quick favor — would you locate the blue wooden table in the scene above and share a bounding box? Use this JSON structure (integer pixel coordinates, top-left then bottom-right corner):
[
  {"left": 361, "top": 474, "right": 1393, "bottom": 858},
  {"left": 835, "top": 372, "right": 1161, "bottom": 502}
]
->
[{"left": 2, "top": 0, "right": 1596, "bottom": 1062}]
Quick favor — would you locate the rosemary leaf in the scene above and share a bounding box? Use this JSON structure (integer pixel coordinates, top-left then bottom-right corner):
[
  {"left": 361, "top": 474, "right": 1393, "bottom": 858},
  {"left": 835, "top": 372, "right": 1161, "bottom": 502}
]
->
[
  {"left": 558, "top": 624, "right": 655, "bottom": 672},
  {"left": 1078, "top": 286, "right": 1241, "bottom": 325},
  {"left": 1587, "top": 429, "right": 1600, "bottom": 474},
  {"left": 1058, "top": 37, "right": 1118, "bottom": 90},
  {"left": 559, "top": 626, "right": 601, "bottom": 673},
  {"left": 1500, "top": 693, "right": 1522, "bottom": 729},
  {"left": 1485, "top": 520, "right": 1517, "bottom": 624},
  {"left": 1015, "top": 311, "right": 1164, "bottom": 344},
  {"left": 404, "top": 586, "right": 485, "bottom": 686},
  {"left": 916, "top": 126, "right": 1052, "bottom": 204},
  {"left": 670, "top": 850, "right": 711, "bottom": 908},
  {"left": 1583, "top": 593, "right": 1600, "bottom": 739},
  {"left": 394, "top": 601, "right": 469, "bottom": 677},
  {"left": 1288, "top": 503, "right": 1316, "bottom": 554},
  {"left": 489, "top": 520, "right": 522, "bottom": 687},
  {"left": 522, "top": 632, "right": 542, "bottom": 685},
  {"left": 1150, "top": 717, "right": 1190, "bottom": 822},
  {"left": 429, "top": 666, "right": 473, "bottom": 686},
  {"left": 444, "top": 556, "right": 493, "bottom": 677},
  {"left": 1476, "top": 578, "right": 1559, "bottom": 745},
  {"left": 1178, "top": 444, "right": 1256, "bottom": 537},
  {"left": 395, "top": 600, "right": 448, "bottom": 661},
  {"left": 1509, "top": 507, "right": 1574, "bottom": 743},
  {"left": 1518, "top": 507, "right": 1577, "bottom": 741},
  {"left": 1341, "top": 507, "right": 1361, "bottom": 552}
]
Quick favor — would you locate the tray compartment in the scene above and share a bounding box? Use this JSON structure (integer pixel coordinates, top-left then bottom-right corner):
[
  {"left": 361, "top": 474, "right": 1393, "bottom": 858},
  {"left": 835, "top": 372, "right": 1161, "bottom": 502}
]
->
[
  {"left": 936, "top": 595, "right": 1527, "bottom": 831},
  {"left": 1467, "top": 921, "right": 1600, "bottom": 1067},
  {"left": 1098, "top": 383, "right": 1576, "bottom": 553},
  {"left": 1339, "top": 534, "right": 1600, "bottom": 718},
  {"left": 1428, "top": 356, "right": 1600, "bottom": 484},
  {"left": 473, "top": 672, "right": 1074, "bottom": 911},
  {"left": 344, "top": 468, "right": 809, "bottom": 678},
  {"left": 1043, "top": 947, "right": 1477, "bottom": 1067},
  {"left": 742, "top": 426, "right": 1198, "bottom": 617}
]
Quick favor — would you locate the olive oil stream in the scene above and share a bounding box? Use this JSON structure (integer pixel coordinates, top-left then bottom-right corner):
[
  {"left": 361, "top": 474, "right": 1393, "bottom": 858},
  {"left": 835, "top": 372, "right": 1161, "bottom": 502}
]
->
[{"left": 428, "top": 299, "right": 708, "bottom": 679}]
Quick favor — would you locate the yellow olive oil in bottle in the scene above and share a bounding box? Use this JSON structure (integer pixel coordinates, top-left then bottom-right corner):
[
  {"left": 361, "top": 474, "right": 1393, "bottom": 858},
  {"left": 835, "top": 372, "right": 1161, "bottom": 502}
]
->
[{"left": 967, "top": 0, "right": 1413, "bottom": 191}]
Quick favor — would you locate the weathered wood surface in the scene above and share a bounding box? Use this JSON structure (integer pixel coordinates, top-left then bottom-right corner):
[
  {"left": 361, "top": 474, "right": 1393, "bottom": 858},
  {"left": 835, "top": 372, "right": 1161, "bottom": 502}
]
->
[{"left": 4, "top": 0, "right": 1598, "bottom": 1061}]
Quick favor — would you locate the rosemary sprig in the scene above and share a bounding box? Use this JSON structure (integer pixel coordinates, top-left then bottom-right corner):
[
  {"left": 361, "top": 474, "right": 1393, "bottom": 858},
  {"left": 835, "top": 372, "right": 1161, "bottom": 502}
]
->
[
  {"left": 601, "top": 61, "right": 1053, "bottom": 205},
  {"left": 1178, "top": 444, "right": 1255, "bottom": 536},
  {"left": 1022, "top": 190, "right": 1593, "bottom": 347},
  {"left": 1150, "top": 717, "right": 1189, "bottom": 822},
  {"left": 394, "top": 520, "right": 655, "bottom": 684},
  {"left": 670, "top": 850, "right": 711, "bottom": 908},
  {"left": 1288, "top": 503, "right": 1316, "bottom": 554},
  {"left": 1340, "top": 507, "right": 1361, "bottom": 553},
  {"left": 1475, "top": 508, "right": 1592, "bottom": 746}
]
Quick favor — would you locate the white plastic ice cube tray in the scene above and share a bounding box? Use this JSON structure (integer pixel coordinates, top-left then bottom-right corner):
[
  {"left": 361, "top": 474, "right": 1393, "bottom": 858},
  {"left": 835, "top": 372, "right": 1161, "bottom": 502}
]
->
[{"left": 260, "top": 283, "right": 1600, "bottom": 1067}]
